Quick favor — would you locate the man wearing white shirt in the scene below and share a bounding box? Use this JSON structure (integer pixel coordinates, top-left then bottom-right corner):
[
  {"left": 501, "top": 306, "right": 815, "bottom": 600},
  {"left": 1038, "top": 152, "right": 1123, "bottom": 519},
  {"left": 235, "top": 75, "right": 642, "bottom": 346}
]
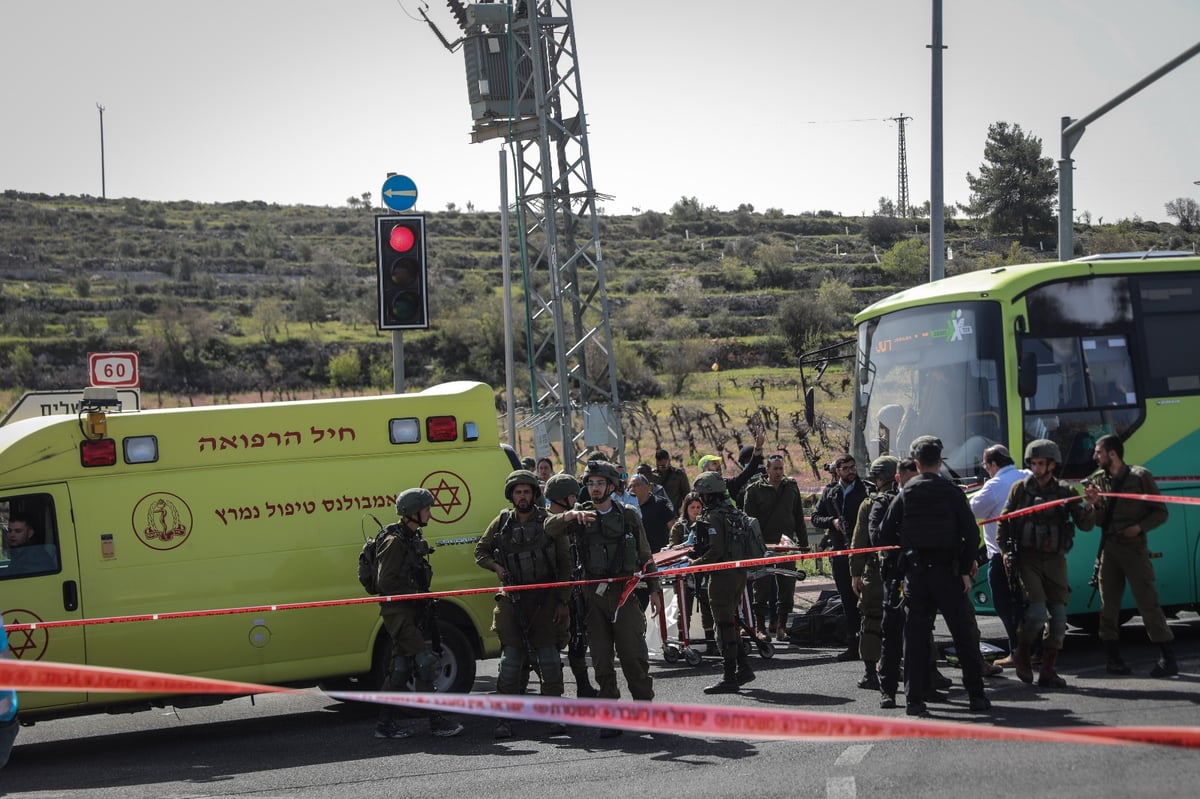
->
[{"left": 969, "top": 445, "right": 1029, "bottom": 666}]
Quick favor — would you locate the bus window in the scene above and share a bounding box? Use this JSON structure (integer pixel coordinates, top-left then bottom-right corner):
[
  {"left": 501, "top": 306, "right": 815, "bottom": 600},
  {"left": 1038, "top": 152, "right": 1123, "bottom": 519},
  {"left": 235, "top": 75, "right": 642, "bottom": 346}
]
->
[
  {"left": 0, "top": 495, "right": 61, "bottom": 579},
  {"left": 1139, "top": 273, "right": 1200, "bottom": 396}
]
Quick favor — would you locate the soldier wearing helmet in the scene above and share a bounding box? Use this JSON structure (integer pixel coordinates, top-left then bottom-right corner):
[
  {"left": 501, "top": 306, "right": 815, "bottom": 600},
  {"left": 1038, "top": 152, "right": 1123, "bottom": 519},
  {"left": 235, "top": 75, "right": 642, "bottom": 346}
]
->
[
  {"left": 543, "top": 472, "right": 599, "bottom": 699},
  {"left": 546, "top": 459, "right": 657, "bottom": 736},
  {"left": 373, "top": 488, "right": 464, "bottom": 740},
  {"left": 475, "top": 471, "right": 571, "bottom": 739},
  {"left": 847, "top": 455, "right": 900, "bottom": 693},
  {"left": 690, "top": 471, "right": 758, "bottom": 694},
  {"left": 997, "top": 439, "right": 1096, "bottom": 688}
]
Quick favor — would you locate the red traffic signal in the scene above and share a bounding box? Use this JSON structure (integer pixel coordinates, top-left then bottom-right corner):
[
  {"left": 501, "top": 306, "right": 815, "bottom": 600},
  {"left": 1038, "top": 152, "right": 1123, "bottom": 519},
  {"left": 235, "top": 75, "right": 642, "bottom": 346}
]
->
[{"left": 375, "top": 215, "right": 429, "bottom": 330}]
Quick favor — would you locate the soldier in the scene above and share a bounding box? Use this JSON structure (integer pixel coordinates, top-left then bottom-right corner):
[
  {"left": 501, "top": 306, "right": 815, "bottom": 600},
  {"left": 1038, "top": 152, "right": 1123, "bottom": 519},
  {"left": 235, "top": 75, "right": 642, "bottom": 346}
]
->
[
  {"left": 1084, "top": 434, "right": 1177, "bottom": 677},
  {"left": 878, "top": 437, "right": 991, "bottom": 717},
  {"left": 690, "top": 472, "right": 758, "bottom": 694},
  {"left": 849, "top": 456, "right": 899, "bottom": 691},
  {"left": 544, "top": 473, "right": 599, "bottom": 698},
  {"left": 812, "top": 455, "right": 870, "bottom": 661},
  {"left": 997, "top": 440, "right": 1095, "bottom": 687},
  {"left": 877, "top": 458, "right": 916, "bottom": 708},
  {"left": 650, "top": 448, "right": 690, "bottom": 512},
  {"left": 374, "top": 488, "right": 464, "bottom": 740},
  {"left": 743, "top": 454, "right": 809, "bottom": 640},
  {"left": 475, "top": 471, "right": 572, "bottom": 738},
  {"left": 669, "top": 491, "right": 717, "bottom": 655},
  {"left": 546, "top": 461, "right": 658, "bottom": 738}
]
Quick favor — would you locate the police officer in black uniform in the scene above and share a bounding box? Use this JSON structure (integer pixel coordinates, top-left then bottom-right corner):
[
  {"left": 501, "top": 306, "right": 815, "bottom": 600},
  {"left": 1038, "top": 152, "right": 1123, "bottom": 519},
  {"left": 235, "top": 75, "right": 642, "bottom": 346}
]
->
[{"left": 878, "top": 437, "right": 991, "bottom": 716}]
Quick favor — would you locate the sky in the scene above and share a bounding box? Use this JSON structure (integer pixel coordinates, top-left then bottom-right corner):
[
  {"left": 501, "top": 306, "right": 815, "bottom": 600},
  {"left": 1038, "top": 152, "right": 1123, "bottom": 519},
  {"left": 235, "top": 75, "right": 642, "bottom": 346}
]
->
[{"left": 2, "top": 1, "right": 1198, "bottom": 223}]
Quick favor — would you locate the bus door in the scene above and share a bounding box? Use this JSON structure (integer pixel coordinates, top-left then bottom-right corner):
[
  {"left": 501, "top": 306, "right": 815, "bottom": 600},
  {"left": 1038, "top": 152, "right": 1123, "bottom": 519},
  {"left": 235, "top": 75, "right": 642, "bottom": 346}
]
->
[{"left": 0, "top": 485, "right": 87, "bottom": 711}]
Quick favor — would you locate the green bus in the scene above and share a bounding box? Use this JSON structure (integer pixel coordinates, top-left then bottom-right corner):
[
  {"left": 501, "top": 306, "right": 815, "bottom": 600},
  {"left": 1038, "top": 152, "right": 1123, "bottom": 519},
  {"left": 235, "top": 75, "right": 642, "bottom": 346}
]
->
[{"left": 848, "top": 252, "right": 1200, "bottom": 627}]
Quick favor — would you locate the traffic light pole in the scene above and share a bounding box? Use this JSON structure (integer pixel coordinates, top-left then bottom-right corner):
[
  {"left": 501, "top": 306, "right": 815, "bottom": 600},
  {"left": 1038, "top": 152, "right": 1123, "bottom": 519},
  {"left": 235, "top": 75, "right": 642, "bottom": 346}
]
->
[{"left": 392, "top": 331, "right": 404, "bottom": 393}]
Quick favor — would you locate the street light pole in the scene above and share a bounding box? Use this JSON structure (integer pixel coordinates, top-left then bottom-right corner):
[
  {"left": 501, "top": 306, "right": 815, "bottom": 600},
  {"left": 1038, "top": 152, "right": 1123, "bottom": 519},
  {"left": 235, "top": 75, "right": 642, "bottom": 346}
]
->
[{"left": 96, "top": 103, "right": 106, "bottom": 200}]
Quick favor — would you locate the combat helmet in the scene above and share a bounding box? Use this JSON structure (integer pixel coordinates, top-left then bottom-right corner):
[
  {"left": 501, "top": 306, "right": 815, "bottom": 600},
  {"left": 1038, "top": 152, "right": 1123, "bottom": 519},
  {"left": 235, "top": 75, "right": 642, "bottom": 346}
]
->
[
  {"left": 869, "top": 455, "right": 900, "bottom": 482},
  {"left": 583, "top": 460, "right": 621, "bottom": 487},
  {"left": 544, "top": 473, "right": 581, "bottom": 505},
  {"left": 504, "top": 469, "right": 542, "bottom": 502},
  {"left": 693, "top": 471, "right": 727, "bottom": 496},
  {"left": 395, "top": 488, "right": 436, "bottom": 520},
  {"left": 1024, "top": 438, "right": 1062, "bottom": 465}
]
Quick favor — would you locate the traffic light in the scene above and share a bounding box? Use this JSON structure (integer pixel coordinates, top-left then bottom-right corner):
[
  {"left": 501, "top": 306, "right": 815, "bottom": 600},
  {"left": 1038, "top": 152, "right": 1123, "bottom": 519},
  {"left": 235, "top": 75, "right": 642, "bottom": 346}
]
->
[{"left": 375, "top": 215, "right": 429, "bottom": 330}]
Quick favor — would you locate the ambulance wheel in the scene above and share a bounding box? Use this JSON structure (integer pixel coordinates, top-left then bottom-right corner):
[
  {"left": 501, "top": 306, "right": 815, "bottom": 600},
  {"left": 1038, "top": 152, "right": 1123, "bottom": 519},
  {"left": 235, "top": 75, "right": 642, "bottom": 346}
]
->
[
  {"left": 424, "top": 621, "right": 477, "bottom": 694},
  {"left": 684, "top": 648, "right": 703, "bottom": 667},
  {"left": 757, "top": 640, "right": 775, "bottom": 659},
  {"left": 663, "top": 644, "right": 681, "bottom": 663}
]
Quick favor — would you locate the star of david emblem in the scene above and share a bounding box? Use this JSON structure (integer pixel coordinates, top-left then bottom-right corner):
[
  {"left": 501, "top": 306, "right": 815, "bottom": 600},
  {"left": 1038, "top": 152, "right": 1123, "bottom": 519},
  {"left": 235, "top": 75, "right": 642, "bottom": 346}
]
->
[
  {"left": 3, "top": 609, "right": 48, "bottom": 660},
  {"left": 420, "top": 471, "right": 471, "bottom": 524}
]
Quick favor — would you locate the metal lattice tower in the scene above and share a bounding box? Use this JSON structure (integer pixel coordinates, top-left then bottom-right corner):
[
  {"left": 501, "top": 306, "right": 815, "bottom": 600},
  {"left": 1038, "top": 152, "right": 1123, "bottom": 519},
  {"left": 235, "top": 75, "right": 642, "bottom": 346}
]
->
[
  {"left": 455, "top": 0, "right": 623, "bottom": 469},
  {"left": 891, "top": 114, "right": 912, "bottom": 218}
]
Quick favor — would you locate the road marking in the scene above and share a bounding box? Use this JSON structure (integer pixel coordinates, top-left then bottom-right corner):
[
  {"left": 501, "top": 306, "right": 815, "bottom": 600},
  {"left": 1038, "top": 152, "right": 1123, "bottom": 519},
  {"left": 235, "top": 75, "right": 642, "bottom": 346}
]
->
[
  {"left": 827, "top": 775, "right": 857, "bottom": 799},
  {"left": 835, "top": 743, "right": 872, "bottom": 765}
]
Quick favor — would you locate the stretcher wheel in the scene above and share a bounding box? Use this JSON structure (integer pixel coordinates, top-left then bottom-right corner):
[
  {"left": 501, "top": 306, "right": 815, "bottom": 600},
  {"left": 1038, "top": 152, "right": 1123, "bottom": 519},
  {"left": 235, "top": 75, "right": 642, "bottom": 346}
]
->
[
  {"left": 684, "top": 648, "right": 703, "bottom": 667},
  {"left": 663, "top": 644, "right": 681, "bottom": 663},
  {"left": 757, "top": 640, "right": 775, "bottom": 659}
]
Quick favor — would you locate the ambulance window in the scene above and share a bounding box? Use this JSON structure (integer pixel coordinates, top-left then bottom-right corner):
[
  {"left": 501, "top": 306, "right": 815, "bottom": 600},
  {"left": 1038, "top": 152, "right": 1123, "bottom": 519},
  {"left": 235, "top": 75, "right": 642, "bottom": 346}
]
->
[
  {"left": 0, "top": 494, "right": 61, "bottom": 579},
  {"left": 124, "top": 435, "right": 159, "bottom": 464},
  {"left": 390, "top": 417, "right": 421, "bottom": 444}
]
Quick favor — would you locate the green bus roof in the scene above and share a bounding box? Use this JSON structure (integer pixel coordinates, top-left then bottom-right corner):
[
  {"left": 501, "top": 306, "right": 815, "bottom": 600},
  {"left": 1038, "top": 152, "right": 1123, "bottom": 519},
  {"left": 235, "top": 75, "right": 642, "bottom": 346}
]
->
[{"left": 855, "top": 253, "right": 1200, "bottom": 325}]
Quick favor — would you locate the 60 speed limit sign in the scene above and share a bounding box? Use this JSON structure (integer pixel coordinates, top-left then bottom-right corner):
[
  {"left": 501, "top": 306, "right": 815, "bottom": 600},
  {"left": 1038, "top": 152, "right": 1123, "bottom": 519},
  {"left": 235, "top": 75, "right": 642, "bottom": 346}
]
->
[{"left": 88, "top": 351, "right": 140, "bottom": 388}]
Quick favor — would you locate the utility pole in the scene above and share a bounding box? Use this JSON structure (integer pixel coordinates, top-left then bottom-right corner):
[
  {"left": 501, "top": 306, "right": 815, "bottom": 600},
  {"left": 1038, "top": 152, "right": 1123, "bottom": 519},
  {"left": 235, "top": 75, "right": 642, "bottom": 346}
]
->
[
  {"left": 96, "top": 103, "right": 106, "bottom": 200},
  {"left": 928, "top": 0, "right": 945, "bottom": 282},
  {"left": 891, "top": 114, "right": 912, "bottom": 218},
  {"left": 432, "top": 1, "right": 624, "bottom": 471}
]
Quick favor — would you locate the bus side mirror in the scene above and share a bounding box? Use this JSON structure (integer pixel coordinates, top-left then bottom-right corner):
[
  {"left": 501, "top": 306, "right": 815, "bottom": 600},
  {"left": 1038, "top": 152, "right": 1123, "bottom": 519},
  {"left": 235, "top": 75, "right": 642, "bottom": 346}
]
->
[
  {"left": 1018, "top": 350, "right": 1038, "bottom": 398},
  {"left": 804, "top": 387, "right": 815, "bottom": 429}
]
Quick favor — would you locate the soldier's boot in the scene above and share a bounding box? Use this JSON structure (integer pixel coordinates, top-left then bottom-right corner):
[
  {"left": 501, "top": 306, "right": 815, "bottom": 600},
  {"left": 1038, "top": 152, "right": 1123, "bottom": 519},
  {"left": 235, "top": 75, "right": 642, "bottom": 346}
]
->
[
  {"left": 704, "top": 653, "right": 741, "bottom": 694},
  {"left": 857, "top": 660, "right": 880, "bottom": 690},
  {"left": 1014, "top": 639, "right": 1034, "bottom": 684},
  {"left": 735, "top": 647, "right": 756, "bottom": 686},
  {"left": 571, "top": 665, "right": 598, "bottom": 698},
  {"left": 1150, "top": 643, "right": 1179, "bottom": 678},
  {"left": 1036, "top": 647, "right": 1067, "bottom": 688},
  {"left": 1105, "top": 641, "right": 1132, "bottom": 675},
  {"left": 836, "top": 633, "right": 860, "bottom": 662}
]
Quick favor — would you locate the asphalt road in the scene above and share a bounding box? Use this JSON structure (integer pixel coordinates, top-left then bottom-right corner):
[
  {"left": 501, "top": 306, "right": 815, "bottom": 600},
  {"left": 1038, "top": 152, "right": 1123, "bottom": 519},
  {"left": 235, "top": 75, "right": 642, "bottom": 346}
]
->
[{"left": 5, "top": 579, "right": 1200, "bottom": 799}]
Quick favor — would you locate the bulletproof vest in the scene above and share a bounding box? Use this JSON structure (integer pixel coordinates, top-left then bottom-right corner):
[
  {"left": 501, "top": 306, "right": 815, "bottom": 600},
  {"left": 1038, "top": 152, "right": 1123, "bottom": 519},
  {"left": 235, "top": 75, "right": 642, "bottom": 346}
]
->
[
  {"left": 897, "top": 475, "right": 960, "bottom": 552},
  {"left": 376, "top": 524, "right": 434, "bottom": 595},
  {"left": 867, "top": 489, "right": 897, "bottom": 548},
  {"left": 496, "top": 510, "right": 556, "bottom": 584},
  {"left": 579, "top": 505, "right": 639, "bottom": 577},
  {"left": 1016, "top": 482, "right": 1076, "bottom": 554}
]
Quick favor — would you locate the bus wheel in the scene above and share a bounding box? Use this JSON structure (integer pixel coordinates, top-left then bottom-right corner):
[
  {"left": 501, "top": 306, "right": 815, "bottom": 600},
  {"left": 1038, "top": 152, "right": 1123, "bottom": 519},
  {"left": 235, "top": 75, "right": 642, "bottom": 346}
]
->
[{"left": 1067, "top": 609, "right": 1135, "bottom": 635}]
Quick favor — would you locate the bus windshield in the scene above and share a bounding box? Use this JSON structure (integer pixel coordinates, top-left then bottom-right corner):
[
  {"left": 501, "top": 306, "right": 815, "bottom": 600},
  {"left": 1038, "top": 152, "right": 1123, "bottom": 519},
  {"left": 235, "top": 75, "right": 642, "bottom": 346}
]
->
[{"left": 853, "top": 301, "right": 1005, "bottom": 480}]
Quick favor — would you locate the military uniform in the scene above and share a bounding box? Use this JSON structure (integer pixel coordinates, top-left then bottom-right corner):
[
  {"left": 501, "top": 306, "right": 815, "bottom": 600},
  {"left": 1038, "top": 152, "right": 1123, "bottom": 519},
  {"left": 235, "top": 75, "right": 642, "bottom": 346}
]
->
[
  {"left": 878, "top": 438, "right": 990, "bottom": 716},
  {"left": 546, "top": 502, "right": 656, "bottom": 701},
  {"left": 650, "top": 465, "right": 690, "bottom": 513},
  {"left": 997, "top": 471, "right": 1094, "bottom": 684},
  {"left": 475, "top": 506, "right": 571, "bottom": 697},
  {"left": 374, "top": 490, "right": 464, "bottom": 739},
  {"left": 812, "top": 474, "right": 869, "bottom": 655},
  {"left": 743, "top": 472, "right": 808, "bottom": 637},
  {"left": 1090, "top": 464, "right": 1173, "bottom": 647},
  {"left": 691, "top": 473, "right": 757, "bottom": 693},
  {"left": 849, "top": 489, "right": 887, "bottom": 677}
]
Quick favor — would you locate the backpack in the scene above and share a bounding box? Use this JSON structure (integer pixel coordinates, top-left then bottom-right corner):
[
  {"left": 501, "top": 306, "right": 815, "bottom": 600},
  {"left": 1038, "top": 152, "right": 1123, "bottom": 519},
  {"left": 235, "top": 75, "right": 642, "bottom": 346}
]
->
[
  {"left": 786, "top": 589, "right": 848, "bottom": 644},
  {"left": 357, "top": 524, "right": 397, "bottom": 595},
  {"left": 725, "top": 507, "right": 767, "bottom": 560}
]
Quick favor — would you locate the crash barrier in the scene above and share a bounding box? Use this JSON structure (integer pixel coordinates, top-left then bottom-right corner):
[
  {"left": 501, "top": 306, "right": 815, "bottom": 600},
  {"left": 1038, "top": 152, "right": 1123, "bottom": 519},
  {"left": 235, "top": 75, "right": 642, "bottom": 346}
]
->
[{"left": 3, "top": 658, "right": 1200, "bottom": 749}]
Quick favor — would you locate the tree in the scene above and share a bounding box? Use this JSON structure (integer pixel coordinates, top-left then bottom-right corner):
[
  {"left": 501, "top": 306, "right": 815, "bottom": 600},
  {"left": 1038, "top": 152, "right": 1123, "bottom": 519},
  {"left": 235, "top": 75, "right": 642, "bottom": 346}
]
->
[
  {"left": 1165, "top": 197, "right": 1200, "bottom": 232},
  {"left": 879, "top": 238, "right": 928, "bottom": 286},
  {"left": 965, "top": 121, "right": 1057, "bottom": 242},
  {"left": 328, "top": 348, "right": 362, "bottom": 392},
  {"left": 634, "top": 210, "right": 665, "bottom": 238}
]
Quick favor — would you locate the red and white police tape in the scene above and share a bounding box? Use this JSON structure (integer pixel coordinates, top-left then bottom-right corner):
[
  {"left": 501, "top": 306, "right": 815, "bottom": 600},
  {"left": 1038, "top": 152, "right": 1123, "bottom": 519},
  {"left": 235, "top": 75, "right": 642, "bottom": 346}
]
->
[
  {"left": 4, "top": 658, "right": 1200, "bottom": 749},
  {"left": 2, "top": 545, "right": 896, "bottom": 634},
  {"left": 978, "top": 489, "right": 1200, "bottom": 527}
]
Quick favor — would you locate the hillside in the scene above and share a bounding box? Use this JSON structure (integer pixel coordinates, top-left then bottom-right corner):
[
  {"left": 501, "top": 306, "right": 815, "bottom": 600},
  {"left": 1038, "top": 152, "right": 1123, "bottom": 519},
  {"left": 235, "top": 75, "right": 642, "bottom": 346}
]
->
[{"left": 1, "top": 190, "right": 1192, "bottom": 407}]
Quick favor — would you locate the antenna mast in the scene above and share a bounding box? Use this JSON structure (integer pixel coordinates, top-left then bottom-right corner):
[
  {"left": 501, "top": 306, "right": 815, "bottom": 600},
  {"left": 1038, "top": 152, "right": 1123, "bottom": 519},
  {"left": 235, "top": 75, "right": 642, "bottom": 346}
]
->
[{"left": 891, "top": 114, "right": 912, "bottom": 218}]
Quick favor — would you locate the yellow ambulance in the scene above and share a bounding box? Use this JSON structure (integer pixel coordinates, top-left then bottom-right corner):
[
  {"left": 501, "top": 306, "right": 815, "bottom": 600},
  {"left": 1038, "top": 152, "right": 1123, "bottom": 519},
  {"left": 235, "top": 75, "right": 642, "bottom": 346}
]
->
[{"left": 0, "top": 381, "right": 517, "bottom": 721}]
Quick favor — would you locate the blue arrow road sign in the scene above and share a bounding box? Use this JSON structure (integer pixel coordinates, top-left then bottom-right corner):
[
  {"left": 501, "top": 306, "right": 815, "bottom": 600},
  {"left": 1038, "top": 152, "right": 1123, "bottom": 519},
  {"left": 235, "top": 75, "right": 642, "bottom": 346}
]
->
[{"left": 382, "top": 174, "right": 418, "bottom": 211}]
